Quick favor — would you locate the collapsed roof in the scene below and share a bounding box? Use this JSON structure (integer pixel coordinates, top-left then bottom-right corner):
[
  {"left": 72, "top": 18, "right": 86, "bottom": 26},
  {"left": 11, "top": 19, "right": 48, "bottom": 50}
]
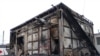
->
[{"left": 11, "top": 3, "right": 93, "bottom": 31}]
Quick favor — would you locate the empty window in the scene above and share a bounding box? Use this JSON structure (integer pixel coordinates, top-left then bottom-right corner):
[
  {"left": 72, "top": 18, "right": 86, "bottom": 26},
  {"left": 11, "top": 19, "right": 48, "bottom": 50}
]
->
[
  {"left": 28, "top": 43, "right": 32, "bottom": 50},
  {"left": 63, "top": 18, "right": 69, "bottom": 27},
  {"left": 72, "top": 31, "right": 77, "bottom": 39},
  {"left": 28, "top": 35, "right": 32, "bottom": 41},
  {"left": 33, "top": 33, "right": 38, "bottom": 41},
  {"left": 72, "top": 40, "right": 78, "bottom": 48},
  {"left": 64, "top": 38, "right": 72, "bottom": 48},
  {"left": 64, "top": 27, "right": 71, "bottom": 37},
  {"left": 33, "top": 42, "right": 38, "bottom": 50},
  {"left": 42, "top": 30, "right": 49, "bottom": 40}
]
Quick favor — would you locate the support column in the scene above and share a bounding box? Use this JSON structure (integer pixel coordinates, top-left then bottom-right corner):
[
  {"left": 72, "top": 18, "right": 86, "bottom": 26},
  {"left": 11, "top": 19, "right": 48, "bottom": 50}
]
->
[
  {"left": 38, "top": 27, "right": 42, "bottom": 55},
  {"left": 58, "top": 9, "right": 64, "bottom": 56},
  {"left": 15, "top": 31, "right": 18, "bottom": 56},
  {"left": 24, "top": 32, "right": 28, "bottom": 56}
]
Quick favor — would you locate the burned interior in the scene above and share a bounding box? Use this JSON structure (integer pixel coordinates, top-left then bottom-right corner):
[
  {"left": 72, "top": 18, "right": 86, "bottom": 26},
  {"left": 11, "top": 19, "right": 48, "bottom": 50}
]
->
[{"left": 10, "top": 3, "right": 99, "bottom": 56}]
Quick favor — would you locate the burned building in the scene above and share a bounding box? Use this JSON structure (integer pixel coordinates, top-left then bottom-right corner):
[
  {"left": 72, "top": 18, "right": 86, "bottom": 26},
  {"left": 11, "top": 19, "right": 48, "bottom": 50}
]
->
[{"left": 10, "top": 3, "right": 99, "bottom": 56}]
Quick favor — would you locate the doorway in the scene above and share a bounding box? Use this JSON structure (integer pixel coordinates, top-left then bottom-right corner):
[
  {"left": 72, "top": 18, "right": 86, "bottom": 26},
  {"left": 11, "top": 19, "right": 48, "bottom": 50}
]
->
[{"left": 17, "top": 36, "right": 24, "bottom": 56}]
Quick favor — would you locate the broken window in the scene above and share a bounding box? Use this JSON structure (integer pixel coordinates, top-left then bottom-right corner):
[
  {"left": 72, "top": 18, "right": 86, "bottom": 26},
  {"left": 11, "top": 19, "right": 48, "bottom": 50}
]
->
[
  {"left": 33, "top": 42, "right": 38, "bottom": 50},
  {"left": 28, "top": 35, "right": 32, "bottom": 41},
  {"left": 63, "top": 18, "right": 69, "bottom": 27},
  {"left": 72, "top": 31, "right": 78, "bottom": 39},
  {"left": 42, "top": 30, "right": 49, "bottom": 40},
  {"left": 64, "top": 27, "right": 71, "bottom": 37},
  {"left": 80, "top": 23, "right": 85, "bottom": 31},
  {"left": 72, "top": 39, "right": 78, "bottom": 49},
  {"left": 33, "top": 33, "right": 38, "bottom": 41},
  {"left": 28, "top": 29, "right": 33, "bottom": 35},
  {"left": 64, "top": 38, "right": 72, "bottom": 48},
  {"left": 28, "top": 43, "right": 32, "bottom": 50}
]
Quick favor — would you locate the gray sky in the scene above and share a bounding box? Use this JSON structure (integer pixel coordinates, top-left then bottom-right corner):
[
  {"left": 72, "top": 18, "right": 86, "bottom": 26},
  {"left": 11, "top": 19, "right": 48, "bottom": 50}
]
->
[{"left": 0, "top": 0, "right": 100, "bottom": 44}]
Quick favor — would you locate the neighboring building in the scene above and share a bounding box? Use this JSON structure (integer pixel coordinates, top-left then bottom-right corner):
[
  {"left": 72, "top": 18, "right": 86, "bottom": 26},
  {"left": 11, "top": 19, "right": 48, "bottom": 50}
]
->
[
  {"left": 0, "top": 45, "right": 9, "bottom": 56},
  {"left": 10, "top": 3, "right": 99, "bottom": 56},
  {"left": 94, "top": 33, "right": 100, "bottom": 54}
]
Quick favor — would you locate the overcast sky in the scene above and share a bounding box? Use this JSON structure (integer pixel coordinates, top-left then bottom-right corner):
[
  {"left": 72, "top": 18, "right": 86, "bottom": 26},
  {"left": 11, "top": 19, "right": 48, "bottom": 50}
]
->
[{"left": 0, "top": 0, "right": 100, "bottom": 44}]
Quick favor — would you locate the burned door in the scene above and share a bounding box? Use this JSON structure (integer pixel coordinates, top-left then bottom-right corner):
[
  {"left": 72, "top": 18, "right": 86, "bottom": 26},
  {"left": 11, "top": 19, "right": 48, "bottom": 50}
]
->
[{"left": 17, "top": 36, "right": 24, "bottom": 56}]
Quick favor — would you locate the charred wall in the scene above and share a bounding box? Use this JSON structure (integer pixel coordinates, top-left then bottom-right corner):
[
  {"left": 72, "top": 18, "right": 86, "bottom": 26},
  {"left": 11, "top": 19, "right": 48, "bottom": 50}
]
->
[{"left": 10, "top": 3, "right": 98, "bottom": 56}]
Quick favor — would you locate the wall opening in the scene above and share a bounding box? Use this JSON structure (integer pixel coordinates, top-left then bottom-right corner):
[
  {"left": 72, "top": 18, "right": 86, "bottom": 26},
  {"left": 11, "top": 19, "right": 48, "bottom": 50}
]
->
[{"left": 17, "top": 36, "right": 24, "bottom": 56}]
